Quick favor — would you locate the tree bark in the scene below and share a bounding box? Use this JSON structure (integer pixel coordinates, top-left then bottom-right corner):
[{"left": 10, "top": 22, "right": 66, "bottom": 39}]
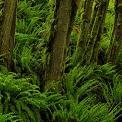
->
[
  {"left": 74, "top": 0, "right": 94, "bottom": 65},
  {"left": 66, "top": 0, "right": 81, "bottom": 43},
  {"left": 45, "top": 0, "right": 72, "bottom": 81},
  {"left": 107, "top": 0, "right": 122, "bottom": 64},
  {"left": 92, "top": 0, "right": 109, "bottom": 64},
  {"left": 81, "top": 0, "right": 109, "bottom": 65},
  {"left": 66, "top": 0, "right": 78, "bottom": 47},
  {"left": 0, "top": 0, "right": 4, "bottom": 51},
  {"left": 0, "top": 0, "right": 17, "bottom": 70}
]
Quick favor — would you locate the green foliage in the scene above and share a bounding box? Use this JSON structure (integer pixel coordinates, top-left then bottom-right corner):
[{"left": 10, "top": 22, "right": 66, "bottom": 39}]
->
[
  {"left": 0, "top": 72, "right": 46, "bottom": 121},
  {"left": 14, "top": 0, "right": 52, "bottom": 74},
  {"left": 100, "top": 0, "right": 115, "bottom": 49},
  {"left": 0, "top": 113, "right": 20, "bottom": 122},
  {"left": 0, "top": 70, "right": 66, "bottom": 121},
  {"left": 0, "top": 0, "right": 121, "bottom": 122},
  {"left": 53, "top": 98, "right": 116, "bottom": 122},
  {"left": 0, "top": 64, "right": 121, "bottom": 121},
  {"left": 51, "top": 64, "right": 121, "bottom": 122}
]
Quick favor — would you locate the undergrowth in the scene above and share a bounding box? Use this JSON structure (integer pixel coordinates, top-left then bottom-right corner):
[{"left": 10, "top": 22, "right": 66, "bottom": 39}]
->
[
  {"left": 0, "top": 0, "right": 121, "bottom": 122},
  {"left": 0, "top": 63, "right": 121, "bottom": 122}
]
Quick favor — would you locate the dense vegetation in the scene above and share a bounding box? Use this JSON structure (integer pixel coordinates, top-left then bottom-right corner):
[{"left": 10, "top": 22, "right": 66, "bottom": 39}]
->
[{"left": 0, "top": 0, "right": 121, "bottom": 122}]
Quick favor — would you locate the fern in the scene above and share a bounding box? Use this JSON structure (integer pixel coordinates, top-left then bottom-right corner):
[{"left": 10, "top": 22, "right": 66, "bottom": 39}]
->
[
  {"left": 0, "top": 113, "right": 21, "bottom": 122},
  {"left": 52, "top": 64, "right": 121, "bottom": 122},
  {"left": 0, "top": 72, "right": 48, "bottom": 121}
]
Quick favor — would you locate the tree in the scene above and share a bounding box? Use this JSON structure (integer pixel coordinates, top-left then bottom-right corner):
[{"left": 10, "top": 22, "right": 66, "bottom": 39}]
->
[
  {"left": 74, "top": 0, "right": 94, "bottom": 65},
  {"left": 45, "top": 0, "right": 79, "bottom": 81},
  {"left": 66, "top": 0, "right": 79, "bottom": 47},
  {"left": 91, "top": 0, "right": 109, "bottom": 63},
  {"left": 107, "top": 0, "right": 122, "bottom": 65},
  {"left": 75, "top": 0, "right": 109, "bottom": 65},
  {"left": 0, "top": 0, "right": 17, "bottom": 70}
]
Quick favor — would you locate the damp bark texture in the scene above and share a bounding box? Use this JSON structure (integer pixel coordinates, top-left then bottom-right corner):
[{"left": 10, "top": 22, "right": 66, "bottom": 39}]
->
[
  {"left": 74, "top": 0, "right": 94, "bottom": 65},
  {"left": 45, "top": 0, "right": 72, "bottom": 81},
  {"left": 0, "top": 0, "right": 17, "bottom": 70},
  {"left": 107, "top": 0, "right": 122, "bottom": 64},
  {"left": 81, "top": 0, "right": 109, "bottom": 65}
]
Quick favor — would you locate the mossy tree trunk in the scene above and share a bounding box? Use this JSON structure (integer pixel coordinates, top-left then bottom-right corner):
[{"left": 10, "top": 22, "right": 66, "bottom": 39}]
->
[
  {"left": 74, "top": 0, "right": 94, "bottom": 65},
  {"left": 0, "top": 0, "right": 17, "bottom": 70},
  {"left": 91, "top": 0, "right": 109, "bottom": 63},
  {"left": 0, "top": 0, "right": 4, "bottom": 53},
  {"left": 66, "top": 0, "right": 79, "bottom": 47},
  {"left": 81, "top": 0, "right": 109, "bottom": 65},
  {"left": 65, "top": 0, "right": 81, "bottom": 47},
  {"left": 45, "top": 0, "right": 72, "bottom": 81},
  {"left": 107, "top": 0, "right": 122, "bottom": 64}
]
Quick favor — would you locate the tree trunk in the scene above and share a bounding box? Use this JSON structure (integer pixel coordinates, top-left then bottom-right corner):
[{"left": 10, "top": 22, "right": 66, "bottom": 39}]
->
[
  {"left": 0, "top": 0, "right": 4, "bottom": 53},
  {"left": 107, "top": 0, "right": 122, "bottom": 64},
  {"left": 45, "top": 0, "right": 72, "bottom": 81},
  {"left": 92, "top": 0, "right": 109, "bottom": 64},
  {"left": 66, "top": 0, "right": 78, "bottom": 47},
  {"left": 81, "top": 0, "right": 109, "bottom": 65},
  {"left": 65, "top": 0, "right": 81, "bottom": 47},
  {"left": 0, "top": 0, "right": 17, "bottom": 70},
  {"left": 74, "top": 0, "right": 94, "bottom": 65}
]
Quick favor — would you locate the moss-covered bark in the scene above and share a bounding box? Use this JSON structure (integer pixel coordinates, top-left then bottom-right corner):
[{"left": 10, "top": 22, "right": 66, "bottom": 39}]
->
[
  {"left": 0, "top": 0, "right": 17, "bottom": 70},
  {"left": 107, "top": 0, "right": 122, "bottom": 64},
  {"left": 0, "top": 0, "right": 4, "bottom": 52},
  {"left": 74, "top": 0, "right": 94, "bottom": 65},
  {"left": 81, "top": 0, "right": 109, "bottom": 65},
  {"left": 66, "top": 0, "right": 78, "bottom": 47},
  {"left": 92, "top": 0, "right": 109, "bottom": 63},
  {"left": 45, "top": 0, "right": 72, "bottom": 81}
]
